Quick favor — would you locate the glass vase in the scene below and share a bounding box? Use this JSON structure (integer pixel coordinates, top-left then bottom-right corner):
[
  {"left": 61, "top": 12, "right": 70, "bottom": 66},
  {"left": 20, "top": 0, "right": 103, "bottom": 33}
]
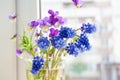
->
[{"left": 26, "top": 53, "right": 65, "bottom": 80}]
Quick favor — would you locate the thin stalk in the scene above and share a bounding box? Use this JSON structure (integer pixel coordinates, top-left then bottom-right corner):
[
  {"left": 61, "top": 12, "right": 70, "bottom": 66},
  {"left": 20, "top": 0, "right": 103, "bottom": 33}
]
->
[
  {"left": 26, "top": 70, "right": 29, "bottom": 80},
  {"left": 52, "top": 49, "right": 58, "bottom": 67},
  {"left": 30, "top": 29, "right": 35, "bottom": 43},
  {"left": 48, "top": 48, "right": 56, "bottom": 79},
  {"left": 46, "top": 47, "right": 50, "bottom": 80},
  {"left": 75, "top": 28, "right": 80, "bottom": 31}
]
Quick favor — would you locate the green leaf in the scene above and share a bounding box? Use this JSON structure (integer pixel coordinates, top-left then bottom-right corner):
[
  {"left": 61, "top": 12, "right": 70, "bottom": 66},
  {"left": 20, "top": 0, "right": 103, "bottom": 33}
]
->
[
  {"left": 22, "top": 31, "right": 30, "bottom": 45},
  {"left": 19, "top": 31, "right": 32, "bottom": 49},
  {"left": 40, "top": 50, "right": 47, "bottom": 54},
  {"left": 22, "top": 47, "right": 29, "bottom": 51},
  {"left": 23, "top": 36, "right": 29, "bottom": 45}
]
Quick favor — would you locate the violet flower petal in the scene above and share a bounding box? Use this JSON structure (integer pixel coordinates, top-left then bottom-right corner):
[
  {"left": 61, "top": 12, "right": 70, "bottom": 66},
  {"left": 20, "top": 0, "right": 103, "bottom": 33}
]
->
[
  {"left": 48, "top": 10, "right": 54, "bottom": 15},
  {"left": 9, "top": 12, "right": 16, "bottom": 20},
  {"left": 54, "top": 11, "right": 59, "bottom": 16},
  {"left": 72, "top": 0, "right": 83, "bottom": 7},
  {"left": 28, "top": 21, "right": 39, "bottom": 28},
  {"left": 16, "top": 49, "right": 22, "bottom": 56},
  {"left": 49, "top": 28, "right": 59, "bottom": 37},
  {"left": 58, "top": 16, "right": 66, "bottom": 24}
]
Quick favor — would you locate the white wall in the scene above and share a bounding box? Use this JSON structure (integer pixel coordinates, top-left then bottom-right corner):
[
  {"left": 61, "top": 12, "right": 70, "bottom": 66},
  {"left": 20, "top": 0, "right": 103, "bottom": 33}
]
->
[
  {"left": 0, "top": 0, "right": 37, "bottom": 80},
  {"left": 0, "top": 0, "right": 16, "bottom": 80}
]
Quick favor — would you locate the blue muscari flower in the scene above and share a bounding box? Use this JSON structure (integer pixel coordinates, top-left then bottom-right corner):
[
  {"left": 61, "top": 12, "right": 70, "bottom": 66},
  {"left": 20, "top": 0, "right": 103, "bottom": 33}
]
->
[
  {"left": 37, "top": 37, "right": 50, "bottom": 50},
  {"left": 75, "top": 34, "right": 91, "bottom": 52},
  {"left": 66, "top": 43, "right": 79, "bottom": 57},
  {"left": 59, "top": 26, "right": 76, "bottom": 38},
  {"left": 81, "top": 23, "right": 96, "bottom": 34},
  {"left": 31, "top": 56, "right": 44, "bottom": 75},
  {"left": 51, "top": 36, "right": 66, "bottom": 49}
]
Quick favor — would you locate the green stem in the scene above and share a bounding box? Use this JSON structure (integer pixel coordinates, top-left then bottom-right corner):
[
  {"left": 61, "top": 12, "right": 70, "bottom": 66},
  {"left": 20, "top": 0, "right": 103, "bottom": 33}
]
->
[
  {"left": 26, "top": 70, "right": 29, "bottom": 80},
  {"left": 46, "top": 47, "right": 50, "bottom": 80},
  {"left": 75, "top": 28, "right": 80, "bottom": 31},
  {"left": 30, "top": 29, "right": 35, "bottom": 43}
]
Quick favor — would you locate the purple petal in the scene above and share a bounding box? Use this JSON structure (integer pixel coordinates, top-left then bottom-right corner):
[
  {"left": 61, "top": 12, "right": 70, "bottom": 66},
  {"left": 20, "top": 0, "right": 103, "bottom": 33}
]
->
[
  {"left": 44, "top": 17, "right": 49, "bottom": 22},
  {"left": 37, "top": 19, "right": 43, "bottom": 24},
  {"left": 49, "top": 34, "right": 53, "bottom": 37},
  {"left": 43, "top": 17, "right": 49, "bottom": 25},
  {"left": 54, "top": 11, "right": 59, "bottom": 16},
  {"left": 49, "top": 28, "right": 59, "bottom": 37},
  {"left": 16, "top": 49, "right": 22, "bottom": 56},
  {"left": 72, "top": 0, "right": 79, "bottom": 5},
  {"left": 49, "top": 16, "right": 58, "bottom": 25},
  {"left": 48, "top": 10, "right": 54, "bottom": 15},
  {"left": 37, "top": 17, "right": 51, "bottom": 28},
  {"left": 54, "top": 29, "right": 59, "bottom": 34},
  {"left": 72, "top": 0, "right": 83, "bottom": 6},
  {"left": 37, "top": 19, "right": 44, "bottom": 27},
  {"left": 58, "top": 17, "right": 66, "bottom": 24},
  {"left": 9, "top": 12, "right": 16, "bottom": 20},
  {"left": 48, "top": 10, "right": 59, "bottom": 16},
  {"left": 50, "top": 28, "right": 54, "bottom": 34},
  {"left": 28, "top": 21, "right": 39, "bottom": 28}
]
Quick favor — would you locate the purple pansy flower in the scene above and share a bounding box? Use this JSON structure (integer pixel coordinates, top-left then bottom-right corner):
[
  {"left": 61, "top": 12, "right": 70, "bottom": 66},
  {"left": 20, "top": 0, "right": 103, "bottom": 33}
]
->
[
  {"left": 48, "top": 15, "right": 59, "bottom": 26},
  {"left": 55, "top": 16, "right": 66, "bottom": 27},
  {"left": 58, "top": 16, "right": 66, "bottom": 24},
  {"left": 72, "top": 0, "right": 83, "bottom": 8},
  {"left": 16, "top": 49, "right": 22, "bottom": 56},
  {"left": 37, "top": 17, "right": 50, "bottom": 28},
  {"left": 49, "top": 28, "right": 59, "bottom": 37},
  {"left": 48, "top": 9, "right": 59, "bottom": 16},
  {"left": 47, "top": 10, "right": 65, "bottom": 27},
  {"left": 28, "top": 21, "right": 39, "bottom": 28},
  {"left": 48, "top": 10, "right": 59, "bottom": 26},
  {"left": 8, "top": 12, "right": 16, "bottom": 20}
]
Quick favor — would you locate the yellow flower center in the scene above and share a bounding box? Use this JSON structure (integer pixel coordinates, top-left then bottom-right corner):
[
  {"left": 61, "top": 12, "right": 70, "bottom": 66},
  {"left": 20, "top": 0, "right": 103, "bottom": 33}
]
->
[
  {"left": 28, "top": 27, "right": 33, "bottom": 30},
  {"left": 55, "top": 23, "right": 60, "bottom": 28},
  {"left": 42, "top": 26, "right": 49, "bottom": 31},
  {"left": 77, "top": 5, "right": 81, "bottom": 8}
]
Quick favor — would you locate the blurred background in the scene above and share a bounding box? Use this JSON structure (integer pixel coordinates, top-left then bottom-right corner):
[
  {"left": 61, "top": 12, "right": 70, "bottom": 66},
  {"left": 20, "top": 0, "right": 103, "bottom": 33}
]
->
[
  {"left": 41, "top": 0, "right": 120, "bottom": 80},
  {"left": 0, "top": 0, "right": 120, "bottom": 80}
]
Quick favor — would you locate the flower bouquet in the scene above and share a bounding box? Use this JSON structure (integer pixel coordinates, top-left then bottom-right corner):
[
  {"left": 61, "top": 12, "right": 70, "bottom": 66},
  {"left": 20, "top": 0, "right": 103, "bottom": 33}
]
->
[{"left": 9, "top": 0, "right": 96, "bottom": 80}]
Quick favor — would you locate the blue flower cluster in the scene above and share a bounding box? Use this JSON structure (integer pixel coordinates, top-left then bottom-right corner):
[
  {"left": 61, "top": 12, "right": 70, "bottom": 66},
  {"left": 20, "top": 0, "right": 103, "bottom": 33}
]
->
[
  {"left": 51, "top": 36, "right": 66, "bottom": 50},
  {"left": 37, "top": 37, "right": 50, "bottom": 50},
  {"left": 31, "top": 56, "right": 44, "bottom": 75},
  {"left": 66, "top": 34, "right": 91, "bottom": 57},
  {"left": 81, "top": 23, "right": 96, "bottom": 34},
  {"left": 59, "top": 26, "right": 76, "bottom": 38},
  {"left": 66, "top": 43, "right": 79, "bottom": 57},
  {"left": 75, "top": 34, "right": 91, "bottom": 52}
]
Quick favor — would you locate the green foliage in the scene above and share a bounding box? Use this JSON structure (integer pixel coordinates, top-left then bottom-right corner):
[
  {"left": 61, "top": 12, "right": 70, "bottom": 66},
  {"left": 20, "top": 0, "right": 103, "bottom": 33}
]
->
[
  {"left": 19, "top": 31, "right": 36, "bottom": 56},
  {"left": 20, "top": 31, "right": 30, "bottom": 47},
  {"left": 40, "top": 50, "right": 47, "bottom": 54}
]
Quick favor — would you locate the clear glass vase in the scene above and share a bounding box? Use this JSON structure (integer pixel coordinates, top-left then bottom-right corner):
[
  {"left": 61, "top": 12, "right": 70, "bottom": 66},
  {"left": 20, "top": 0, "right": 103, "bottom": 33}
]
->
[{"left": 26, "top": 54, "right": 65, "bottom": 80}]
